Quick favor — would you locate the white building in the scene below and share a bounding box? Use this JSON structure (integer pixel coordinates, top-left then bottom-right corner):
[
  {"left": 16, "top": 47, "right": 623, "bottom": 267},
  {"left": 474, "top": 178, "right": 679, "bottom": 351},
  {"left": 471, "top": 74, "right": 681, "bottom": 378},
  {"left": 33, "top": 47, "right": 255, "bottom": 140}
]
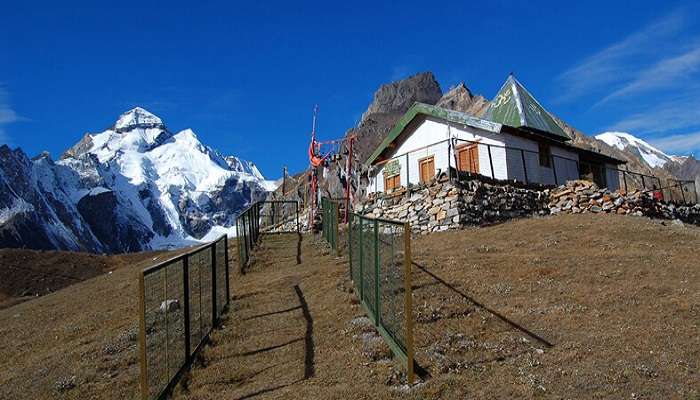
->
[{"left": 366, "top": 76, "right": 625, "bottom": 194}]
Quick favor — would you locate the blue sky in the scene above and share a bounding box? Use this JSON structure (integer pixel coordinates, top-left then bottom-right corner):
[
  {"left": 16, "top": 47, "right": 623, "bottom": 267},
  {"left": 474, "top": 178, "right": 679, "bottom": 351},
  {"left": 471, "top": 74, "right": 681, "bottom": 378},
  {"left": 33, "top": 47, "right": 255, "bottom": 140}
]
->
[{"left": 1, "top": 1, "right": 700, "bottom": 177}]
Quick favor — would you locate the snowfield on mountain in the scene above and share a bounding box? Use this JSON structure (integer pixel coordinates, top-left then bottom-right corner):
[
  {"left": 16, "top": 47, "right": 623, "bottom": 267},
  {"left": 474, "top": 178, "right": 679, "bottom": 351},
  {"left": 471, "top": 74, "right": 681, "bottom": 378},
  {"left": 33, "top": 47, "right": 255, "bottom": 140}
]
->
[
  {"left": 596, "top": 131, "right": 673, "bottom": 169},
  {"left": 0, "top": 107, "right": 275, "bottom": 253}
]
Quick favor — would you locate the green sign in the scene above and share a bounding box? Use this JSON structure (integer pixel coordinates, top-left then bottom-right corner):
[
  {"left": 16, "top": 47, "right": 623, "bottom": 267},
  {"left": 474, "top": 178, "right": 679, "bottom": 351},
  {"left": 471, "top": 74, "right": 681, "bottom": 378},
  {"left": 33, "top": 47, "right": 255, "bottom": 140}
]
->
[{"left": 383, "top": 159, "right": 400, "bottom": 176}]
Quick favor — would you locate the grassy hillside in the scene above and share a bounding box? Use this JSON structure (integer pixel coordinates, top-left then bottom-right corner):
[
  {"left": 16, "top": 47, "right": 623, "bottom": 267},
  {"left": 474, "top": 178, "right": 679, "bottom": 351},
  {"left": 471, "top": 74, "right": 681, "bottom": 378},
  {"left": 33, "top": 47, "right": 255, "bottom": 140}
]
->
[
  {"left": 0, "top": 246, "right": 199, "bottom": 400},
  {"left": 0, "top": 248, "right": 169, "bottom": 309},
  {"left": 177, "top": 214, "right": 699, "bottom": 399},
  {"left": 1, "top": 214, "right": 698, "bottom": 399}
]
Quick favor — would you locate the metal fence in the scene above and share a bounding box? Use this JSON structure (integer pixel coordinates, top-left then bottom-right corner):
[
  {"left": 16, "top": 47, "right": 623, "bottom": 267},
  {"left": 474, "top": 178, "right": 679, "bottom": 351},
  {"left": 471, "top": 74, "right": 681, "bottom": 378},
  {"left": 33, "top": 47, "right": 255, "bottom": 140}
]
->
[
  {"left": 236, "top": 202, "right": 260, "bottom": 271},
  {"left": 368, "top": 136, "right": 698, "bottom": 205},
  {"left": 348, "top": 212, "right": 414, "bottom": 383},
  {"left": 665, "top": 179, "right": 698, "bottom": 205},
  {"left": 138, "top": 235, "right": 230, "bottom": 400},
  {"left": 259, "top": 200, "right": 300, "bottom": 233},
  {"left": 237, "top": 200, "right": 300, "bottom": 271},
  {"left": 321, "top": 197, "right": 340, "bottom": 256}
]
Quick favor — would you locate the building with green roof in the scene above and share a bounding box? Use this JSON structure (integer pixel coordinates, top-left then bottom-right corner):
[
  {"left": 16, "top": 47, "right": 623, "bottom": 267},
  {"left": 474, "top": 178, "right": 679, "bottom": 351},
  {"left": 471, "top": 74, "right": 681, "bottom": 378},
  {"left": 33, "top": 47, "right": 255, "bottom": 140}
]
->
[
  {"left": 482, "top": 74, "right": 569, "bottom": 141},
  {"left": 365, "top": 75, "right": 625, "bottom": 194}
]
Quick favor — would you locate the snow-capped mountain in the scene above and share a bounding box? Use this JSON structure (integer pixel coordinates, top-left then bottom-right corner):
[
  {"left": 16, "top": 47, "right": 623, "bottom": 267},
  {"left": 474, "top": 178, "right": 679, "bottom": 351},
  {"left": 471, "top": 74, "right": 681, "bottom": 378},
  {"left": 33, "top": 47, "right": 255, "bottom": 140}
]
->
[
  {"left": 0, "top": 107, "right": 276, "bottom": 253},
  {"left": 595, "top": 131, "right": 673, "bottom": 169}
]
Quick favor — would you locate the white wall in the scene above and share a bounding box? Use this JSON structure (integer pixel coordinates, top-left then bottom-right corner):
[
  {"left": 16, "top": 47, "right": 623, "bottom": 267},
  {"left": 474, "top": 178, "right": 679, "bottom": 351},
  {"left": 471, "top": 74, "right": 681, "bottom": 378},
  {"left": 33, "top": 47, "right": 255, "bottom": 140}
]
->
[{"left": 368, "top": 118, "right": 581, "bottom": 193}]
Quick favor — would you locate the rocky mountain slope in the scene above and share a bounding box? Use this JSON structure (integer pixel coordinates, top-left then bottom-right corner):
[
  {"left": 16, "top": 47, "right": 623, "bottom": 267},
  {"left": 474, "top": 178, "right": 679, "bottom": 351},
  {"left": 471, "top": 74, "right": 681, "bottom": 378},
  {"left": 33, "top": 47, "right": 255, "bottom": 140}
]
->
[
  {"left": 0, "top": 107, "right": 274, "bottom": 253},
  {"left": 264, "top": 71, "right": 698, "bottom": 212}
]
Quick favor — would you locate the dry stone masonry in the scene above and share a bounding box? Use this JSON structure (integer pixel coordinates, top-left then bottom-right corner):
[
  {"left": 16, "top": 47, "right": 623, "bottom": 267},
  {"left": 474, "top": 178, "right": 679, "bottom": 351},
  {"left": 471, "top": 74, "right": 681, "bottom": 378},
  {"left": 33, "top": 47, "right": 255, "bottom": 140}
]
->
[
  {"left": 549, "top": 180, "right": 700, "bottom": 224},
  {"left": 355, "top": 175, "right": 700, "bottom": 233},
  {"left": 357, "top": 174, "right": 549, "bottom": 234}
]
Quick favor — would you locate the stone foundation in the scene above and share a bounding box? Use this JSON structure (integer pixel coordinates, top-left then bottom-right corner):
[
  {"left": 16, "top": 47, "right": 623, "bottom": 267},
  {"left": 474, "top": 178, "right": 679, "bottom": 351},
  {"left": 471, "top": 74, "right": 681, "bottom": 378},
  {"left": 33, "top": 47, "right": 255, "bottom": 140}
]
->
[
  {"left": 358, "top": 175, "right": 549, "bottom": 234},
  {"left": 549, "top": 180, "right": 700, "bottom": 224},
  {"left": 357, "top": 175, "right": 700, "bottom": 233}
]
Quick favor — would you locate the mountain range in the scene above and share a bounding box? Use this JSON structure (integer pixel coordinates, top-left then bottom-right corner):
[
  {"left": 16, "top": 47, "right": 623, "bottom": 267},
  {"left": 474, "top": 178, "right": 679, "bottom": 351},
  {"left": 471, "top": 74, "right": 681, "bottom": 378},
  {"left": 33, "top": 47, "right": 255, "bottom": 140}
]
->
[
  {"left": 2, "top": 73, "right": 698, "bottom": 254},
  {"left": 0, "top": 107, "right": 274, "bottom": 253}
]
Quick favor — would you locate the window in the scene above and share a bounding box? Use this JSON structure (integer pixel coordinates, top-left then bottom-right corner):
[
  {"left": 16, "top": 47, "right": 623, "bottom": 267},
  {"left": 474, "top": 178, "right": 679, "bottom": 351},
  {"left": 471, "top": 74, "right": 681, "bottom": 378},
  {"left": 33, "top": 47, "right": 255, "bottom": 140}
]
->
[
  {"left": 384, "top": 174, "right": 400, "bottom": 192},
  {"left": 419, "top": 156, "right": 435, "bottom": 183},
  {"left": 457, "top": 144, "right": 479, "bottom": 173},
  {"left": 538, "top": 143, "right": 551, "bottom": 168}
]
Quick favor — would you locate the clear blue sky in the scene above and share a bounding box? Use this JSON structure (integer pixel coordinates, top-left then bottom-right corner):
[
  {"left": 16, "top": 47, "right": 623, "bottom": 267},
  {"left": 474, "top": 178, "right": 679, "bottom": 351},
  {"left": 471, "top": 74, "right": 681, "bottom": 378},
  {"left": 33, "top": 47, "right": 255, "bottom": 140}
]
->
[{"left": 2, "top": 0, "right": 700, "bottom": 178}]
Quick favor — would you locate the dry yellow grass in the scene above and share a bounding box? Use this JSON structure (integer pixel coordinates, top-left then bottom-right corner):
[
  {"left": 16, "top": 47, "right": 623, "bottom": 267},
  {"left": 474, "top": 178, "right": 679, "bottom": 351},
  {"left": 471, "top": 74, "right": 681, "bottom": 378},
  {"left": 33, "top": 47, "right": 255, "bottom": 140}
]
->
[{"left": 1, "top": 213, "right": 699, "bottom": 399}]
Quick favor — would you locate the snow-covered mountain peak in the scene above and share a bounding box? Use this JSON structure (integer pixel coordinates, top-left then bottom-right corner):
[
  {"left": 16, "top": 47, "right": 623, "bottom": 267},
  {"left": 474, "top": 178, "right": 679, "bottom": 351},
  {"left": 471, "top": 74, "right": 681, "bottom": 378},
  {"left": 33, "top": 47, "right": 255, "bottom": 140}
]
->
[
  {"left": 0, "top": 107, "right": 276, "bottom": 253},
  {"left": 114, "top": 107, "right": 165, "bottom": 132},
  {"left": 596, "top": 131, "right": 673, "bottom": 169}
]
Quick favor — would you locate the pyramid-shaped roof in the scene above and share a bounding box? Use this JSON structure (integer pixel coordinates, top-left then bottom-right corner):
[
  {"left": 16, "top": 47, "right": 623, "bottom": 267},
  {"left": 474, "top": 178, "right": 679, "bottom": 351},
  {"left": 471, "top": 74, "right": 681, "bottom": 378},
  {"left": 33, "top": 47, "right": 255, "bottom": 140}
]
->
[{"left": 483, "top": 75, "right": 569, "bottom": 140}]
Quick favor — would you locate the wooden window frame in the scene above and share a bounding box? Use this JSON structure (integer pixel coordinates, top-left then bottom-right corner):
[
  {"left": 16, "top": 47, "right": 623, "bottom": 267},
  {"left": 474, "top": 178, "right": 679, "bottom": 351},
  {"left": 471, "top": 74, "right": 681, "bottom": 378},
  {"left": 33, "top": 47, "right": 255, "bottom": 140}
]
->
[
  {"left": 384, "top": 173, "right": 400, "bottom": 193},
  {"left": 418, "top": 155, "right": 435, "bottom": 184},
  {"left": 538, "top": 143, "right": 552, "bottom": 168},
  {"left": 456, "top": 143, "right": 479, "bottom": 174}
]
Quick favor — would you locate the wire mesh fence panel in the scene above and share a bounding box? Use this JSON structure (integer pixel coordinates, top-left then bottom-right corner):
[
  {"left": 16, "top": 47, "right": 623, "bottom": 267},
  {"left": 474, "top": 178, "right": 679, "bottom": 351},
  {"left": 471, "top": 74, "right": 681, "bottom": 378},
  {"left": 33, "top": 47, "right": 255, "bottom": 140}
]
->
[
  {"left": 361, "top": 218, "right": 377, "bottom": 321},
  {"left": 237, "top": 201, "right": 300, "bottom": 271},
  {"left": 259, "top": 201, "right": 300, "bottom": 233},
  {"left": 348, "top": 213, "right": 414, "bottom": 383},
  {"left": 188, "top": 253, "right": 203, "bottom": 354},
  {"left": 215, "top": 238, "right": 227, "bottom": 319},
  {"left": 143, "top": 268, "right": 168, "bottom": 400},
  {"left": 142, "top": 259, "right": 186, "bottom": 400},
  {"left": 139, "top": 235, "right": 230, "bottom": 400},
  {"left": 192, "top": 247, "right": 213, "bottom": 348},
  {"left": 350, "top": 213, "right": 361, "bottom": 285},
  {"left": 377, "top": 221, "right": 408, "bottom": 353},
  {"left": 321, "top": 197, "right": 340, "bottom": 253},
  {"left": 164, "top": 261, "right": 186, "bottom": 381}
]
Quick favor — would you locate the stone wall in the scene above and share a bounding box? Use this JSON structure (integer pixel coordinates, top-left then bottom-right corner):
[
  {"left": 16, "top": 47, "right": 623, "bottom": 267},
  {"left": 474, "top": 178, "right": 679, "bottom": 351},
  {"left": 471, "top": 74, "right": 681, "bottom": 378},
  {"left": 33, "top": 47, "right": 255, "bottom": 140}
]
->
[
  {"left": 357, "top": 175, "right": 549, "bottom": 234},
  {"left": 549, "top": 180, "right": 700, "bottom": 224},
  {"left": 356, "top": 175, "right": 700, "bottom": 234}
]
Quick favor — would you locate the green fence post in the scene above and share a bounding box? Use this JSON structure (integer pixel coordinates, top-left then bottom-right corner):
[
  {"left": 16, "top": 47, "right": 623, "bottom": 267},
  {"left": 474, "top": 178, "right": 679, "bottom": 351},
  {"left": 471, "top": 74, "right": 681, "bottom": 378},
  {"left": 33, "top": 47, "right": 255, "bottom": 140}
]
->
[
  {"left": 334, "top": 202, "right": 340, "bottom": 256},
  {"left": 224, "top": 236, "right": 230, "bottom": 304},
  {"left": 403, "top": 222, "right": 414, "bottom": 385},
  {"left": 359, "top": 217, "right": 363, "bottom": 302},
  {"left": 374, "top": 219, "right": 380, "bottom": 326}
]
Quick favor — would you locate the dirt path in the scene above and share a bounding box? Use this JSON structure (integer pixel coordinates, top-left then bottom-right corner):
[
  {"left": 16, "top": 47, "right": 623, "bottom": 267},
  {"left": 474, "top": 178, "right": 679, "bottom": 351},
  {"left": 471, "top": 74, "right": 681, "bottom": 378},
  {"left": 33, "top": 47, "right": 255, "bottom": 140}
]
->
[{"left": 174, "top": 233, "right": 409, "bottom": 400}]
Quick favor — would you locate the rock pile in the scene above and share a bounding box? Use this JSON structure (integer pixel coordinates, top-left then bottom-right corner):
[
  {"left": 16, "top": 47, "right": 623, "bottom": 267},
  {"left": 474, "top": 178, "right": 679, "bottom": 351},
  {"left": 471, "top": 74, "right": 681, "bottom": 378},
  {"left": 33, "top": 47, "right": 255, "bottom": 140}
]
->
[
  {"left": 359, "top": 174, "right": 549, "bottom": 233},
  {"left": 357, "top": 176, "right": 700, "bottom": 234},
  {"left": 549, "top": 180, "right": 700, "bottom": 224}
]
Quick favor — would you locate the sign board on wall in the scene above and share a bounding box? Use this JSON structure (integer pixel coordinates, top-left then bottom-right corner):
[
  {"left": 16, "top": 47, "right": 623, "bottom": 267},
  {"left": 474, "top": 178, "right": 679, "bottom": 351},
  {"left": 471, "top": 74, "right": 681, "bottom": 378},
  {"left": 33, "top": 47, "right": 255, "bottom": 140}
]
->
[{"left": 383, "top": 159, "right": 400, "bottom": 177}]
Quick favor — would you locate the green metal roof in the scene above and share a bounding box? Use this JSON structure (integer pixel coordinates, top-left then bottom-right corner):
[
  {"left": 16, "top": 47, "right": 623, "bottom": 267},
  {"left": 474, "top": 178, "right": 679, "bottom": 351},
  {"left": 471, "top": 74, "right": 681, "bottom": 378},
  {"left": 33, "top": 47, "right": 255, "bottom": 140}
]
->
[
  {"left": 483, "top": 75, "right": 569, "bottom": 140},
  {"left": 365, "top": 103, "right": 502, "bottom": 165}
]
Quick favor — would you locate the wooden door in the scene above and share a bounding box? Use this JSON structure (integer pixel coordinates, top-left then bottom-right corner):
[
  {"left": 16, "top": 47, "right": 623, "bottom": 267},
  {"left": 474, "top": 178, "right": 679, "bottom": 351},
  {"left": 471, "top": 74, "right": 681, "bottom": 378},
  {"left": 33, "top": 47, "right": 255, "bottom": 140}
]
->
[
  {"left": 419, "top": 156, "right": 435, "bottom": 183},
  {"left": 457, "top": 144, "right": 479, "bottom": 173}
]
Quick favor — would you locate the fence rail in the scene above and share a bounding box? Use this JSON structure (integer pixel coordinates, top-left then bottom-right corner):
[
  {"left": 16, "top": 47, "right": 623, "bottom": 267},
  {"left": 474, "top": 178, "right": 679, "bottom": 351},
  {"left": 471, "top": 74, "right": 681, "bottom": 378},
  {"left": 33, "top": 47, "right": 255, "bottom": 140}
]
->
[
  {"left": 348, "top": 212, "right": 414, "bottom": 384},
  {"left": 237, "top": 200, "right": 300, "bottom": 271},
  {"left": 138, "top": 235, "right": 230, "bottom": 400},
  {"left": 369, "top": 136, "right": 698, "bottom": 205},
  {"left": 321, "top": 197, "right": 340, "bottom": 256}
]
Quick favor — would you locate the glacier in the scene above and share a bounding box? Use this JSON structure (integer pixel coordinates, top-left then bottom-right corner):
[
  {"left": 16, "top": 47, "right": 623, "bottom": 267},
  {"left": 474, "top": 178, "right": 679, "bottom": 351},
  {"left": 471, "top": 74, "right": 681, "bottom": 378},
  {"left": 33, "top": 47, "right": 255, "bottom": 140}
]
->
[{"left": 0, "top": 107, "right": 276, "bottom": 253}]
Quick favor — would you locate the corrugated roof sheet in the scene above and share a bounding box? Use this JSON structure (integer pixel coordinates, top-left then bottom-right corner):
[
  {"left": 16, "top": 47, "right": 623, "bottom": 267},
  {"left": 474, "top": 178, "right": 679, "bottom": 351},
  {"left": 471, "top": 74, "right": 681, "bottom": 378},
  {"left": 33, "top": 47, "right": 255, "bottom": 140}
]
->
[{"left": 483, "top": 75, "right": 569, "bottom": 140}]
